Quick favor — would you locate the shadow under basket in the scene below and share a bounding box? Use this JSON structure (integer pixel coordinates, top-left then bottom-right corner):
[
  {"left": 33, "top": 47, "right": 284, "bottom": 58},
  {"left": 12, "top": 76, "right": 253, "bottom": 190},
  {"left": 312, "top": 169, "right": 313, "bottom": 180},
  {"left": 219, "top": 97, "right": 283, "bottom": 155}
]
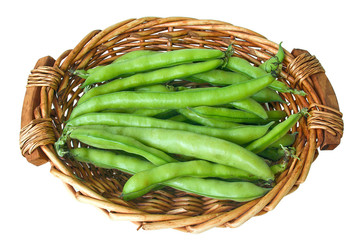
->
[{"left": 19, "top": 17, "right": 344, "bottom": 233}]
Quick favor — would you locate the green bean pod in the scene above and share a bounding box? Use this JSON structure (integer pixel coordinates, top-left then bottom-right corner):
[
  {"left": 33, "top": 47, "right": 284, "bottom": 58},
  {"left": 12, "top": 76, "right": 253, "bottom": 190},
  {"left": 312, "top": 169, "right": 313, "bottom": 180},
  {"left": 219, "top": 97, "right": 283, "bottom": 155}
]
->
[
  {"left": 251, "top": 87, "right": 286, "bottom": 103},
  {"left": 176, "top": 86, "right": 268, "bottom": 119},
  {"left": 186, "top": 69, "right": 251, "bottom": 85},
  {"left": 226, "top": 56, "right": 267, "bottom": 78},
  {"left": 134, "top": 84, "right": 174, "bottom": 92},
  {"left": 270, "top": 161, "right": 288, "bottom": 175},
  {"left": 66, "top": 113, "right": 273, "bottom": 145},
  {"left": 189, "top": 106, "right": 286, "bottom": 124},
  {"left": 70, "top": 73, "right": 276, "bottom": 119},
  {"left": 267, "top": 132, "right": 297, "bottom": 148},
  {"left": 131, "top": 84, "right": 175, "bottom": 117},
  {"left": 70, "top": 147, "right": 270, "bottom": 202},
  {"left": 229, "top": 98, "right": 268, "bottom": 119},
  {"left": 132, "top": 108, "right": 173, "bottom": 117},
  {"left": 113, "top": 50, "right": 158, "bottom": 64},
  {"left": 259, "top": 42, "right": 285, "bottom": 73},
  {"left": 246, "top": 109, "right": 307, "bottom": 153},
  {"left": 183, "top": 69, "right": 287, "bottom": 105},
  {"left": 122, "top": 160, "right": 259, "bottom": 200},
  {"left": 258, "top": 148, "right": 286, "bottom": 161},
  {"left": 67, "top": 127, "right": 176, "bottom": 165},
  {"left": 85, "top": 50, "right": 158, "bottom": 76},
  {"left": 70, "top": 147, "right": 154, "bottom": 174},
  {"left": 167, "top": 114, "right": 187, "bottom": 122},
  {"left": 78, "top": 59, "right": 223, "bottom": 104},
  {"left": 99, "top": 126, "right": 274, "bottom": 181},
  {"left": 177, "top": 108, "right": 241, "bottom": 128},
  {"left": 165, "top": 177, "right": 270, "bottom": 202},
  {"left": 226, "top": 56, "right": 305, "bottom": 95},
  {"left": 82, "top": 49, "right": 225, "bottom": 86}
]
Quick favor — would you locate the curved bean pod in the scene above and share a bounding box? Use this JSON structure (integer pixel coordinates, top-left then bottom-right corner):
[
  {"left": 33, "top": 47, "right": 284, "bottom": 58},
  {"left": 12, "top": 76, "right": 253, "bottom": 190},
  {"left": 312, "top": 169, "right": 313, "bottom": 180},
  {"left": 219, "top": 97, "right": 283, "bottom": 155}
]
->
[
  {"left": 176, "top": 86, "right": 268, "bottom": 119},
  {"left": 230, "top": 98, "right": 268, "bottom": 119},
  {"left": 246, "top": 108, "right": 307, "bottom": 153},
  {"left": 131, "top": 84, "right": 175, "bottom": 117},
  {"left": 190, "top": 106, "right": 286, "bottom": 124},
  {"left": 186, "top": 69, "right": 251, "bottom": 85},
  {"left": 258, "top": 148, "right": 286, "bottom": 161},
  {"left": 251, "top": 87, "right": 286, "bottom": 103},
  {"left": 85, "top": 50, "right": 158, "bottom": 76},
  {"left": 122, "top": 160, "right": 259, "bottom": 200},
  {"left": 134, "top": 84, "right": 174, "bottom": 92},
  {"left": 226, "top": 56, "right": 266, "bottom": 78},
  {"left": 82, "top": 49, "right": 225, "bottom": 86},
  {"left": 267, "top": 132, "right": 297, "bottom": 148},
  {"left": 113, "top": 50, "right": 158, "bottom": 64},
  {"left": 259, "top": 42, "right": 285, "bottom": 72},
  {"left": 66, "top": 113, "right": 273, "bottom": 145},
  {"left": 78, "top": 59, "right": 223, "bottom": 104},
  {"left": 182, "top": 69, "right": 286, "bottom": 103},
  {"left": 70, "top": 147, "right": 154, "bottom": 174},
  {"left": 226, "top": 56, "right": 306, "bottom": 96},
  {"left": 100, "top": 126, "right": 274, "bottom": 181},
  {"left": 177, "top": 108, "right": 241, "bottom": 128},
  {"left": 68, "top": 127, "right": 176, "bottom": 165},
  {"left": 165, "top": 177, "right": 270, "bottom": 202},
  {"left": 71, "top": 148, "right": 271, "bottom": 202},
  {"left": 70, "top": 73, "right": 276, "bottom": 119}
]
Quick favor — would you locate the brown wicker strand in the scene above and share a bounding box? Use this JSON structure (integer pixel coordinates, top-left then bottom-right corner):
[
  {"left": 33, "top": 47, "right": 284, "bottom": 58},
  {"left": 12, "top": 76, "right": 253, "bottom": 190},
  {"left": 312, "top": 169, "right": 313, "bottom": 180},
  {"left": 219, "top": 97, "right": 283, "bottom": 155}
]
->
[
  {"left": 307, "top": 103, "right": 344, "bottom": 137},
  {"left": 19, "top": 118, "right": 55, "bottom": 156},
  {"left": 287, "top": 52, "right": 325, "bottom": 87},
  {"left": 26, "top": 66, "right": 63, "bottom": 90}
]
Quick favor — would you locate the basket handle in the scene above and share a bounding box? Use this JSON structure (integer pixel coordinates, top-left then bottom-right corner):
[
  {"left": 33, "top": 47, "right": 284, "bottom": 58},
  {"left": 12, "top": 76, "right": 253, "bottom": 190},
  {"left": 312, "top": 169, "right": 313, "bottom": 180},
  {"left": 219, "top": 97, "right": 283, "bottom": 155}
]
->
[
  {"left": 20, "top": 56, "right": 55, "bottom": 166},
  {"left": 291, "top": 49, "right": 343, "bottom": 150}
]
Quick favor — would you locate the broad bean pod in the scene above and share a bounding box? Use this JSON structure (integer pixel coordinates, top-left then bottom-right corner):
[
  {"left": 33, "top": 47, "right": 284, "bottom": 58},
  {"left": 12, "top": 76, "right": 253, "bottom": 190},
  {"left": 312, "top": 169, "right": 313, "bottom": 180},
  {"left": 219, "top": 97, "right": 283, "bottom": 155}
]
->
[
  {"left": 131, "top": 84, "right": 175, "bottom": 117},
  {"left": 177, "top": 108, "right": 241, "bottom": 128},
  {"left": 82, "top": 49, "right": 225, "bottom": 86},
  {"left": 98, "top": 126, "right": 275, "bottom": 181},
  {"left": 113, "top": 50, "right": 158, "bottom": 64},
  {"left": 258, "top": 148, "right": 286, "bottom": 161},
  {"left": 66, "top": 113, "right": 273, "bottom": 145},
  {"left": 167, "top": 114, "right": 187, "bottom": 122},
  {"left": 70, "top": 73, "right": 276, "bottom": 119},
  {"left": 186, "top": 69, "right": 251, "bottom": 85},
  {"left": 246, "top": 108, "right": 307, "bottom": 153},
  {"left": 176, "top": 86, "right": 268, "bottom": 119},
  {"left": 85, "top": 50, "right": 158, "bottom": 76},
  {"left": 229, "top": 98, "right": 268, "bottom": 119},
  {"left": 189, "top": 106, "right": 286, "bottom": 124},
  {"left": 270, "top": 160, "right": 288, "bottom": 175},
  {"left": 259, "top": 42, "right": 285, "bottom": 73},
  {"left": 267, "top": 132, "right": 297, "bottom": 148},
  {"left": 67, "top": 127, "right": 176, "bottom": 165},
  {"left": 226, "top": 56, "right": 306, "bottom": 96},
  {"left": 251, "top": 87, "right": 286, "bottom": 103},
  {"left": 122, "top": 160, "right": 259, "bottom": 200},
  {"left": 70, "top": 147, "right": 154, "bottom": 174},
  {"left": 165, "top": 177, "right": 270, "bottom": 202},
  {"left": 182, "top": 70, "right": 286, "bottom": 103},
  {"left": 70, "top": 148, "right": 270, "bottom": 202},
  {"left": 78, "top": 59, "right": 223, "bottom": 104},
  {"left": 259, "top": 146, "right": 296, "bottom": 162}
]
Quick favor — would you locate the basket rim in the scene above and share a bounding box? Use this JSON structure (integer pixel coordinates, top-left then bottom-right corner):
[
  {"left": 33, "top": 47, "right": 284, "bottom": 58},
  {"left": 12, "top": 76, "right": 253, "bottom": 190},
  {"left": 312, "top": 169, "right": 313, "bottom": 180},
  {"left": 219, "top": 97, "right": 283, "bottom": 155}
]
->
[{"left": 20, "top": 16, "right": 343, "bottom": 233}]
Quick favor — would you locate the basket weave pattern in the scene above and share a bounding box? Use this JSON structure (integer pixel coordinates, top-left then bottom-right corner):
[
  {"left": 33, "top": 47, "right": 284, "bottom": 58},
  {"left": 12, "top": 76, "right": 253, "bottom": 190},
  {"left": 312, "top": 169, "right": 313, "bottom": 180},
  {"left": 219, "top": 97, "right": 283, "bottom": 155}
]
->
[{"left": 20, "top": 17, "right": 343, "bottom": 233}]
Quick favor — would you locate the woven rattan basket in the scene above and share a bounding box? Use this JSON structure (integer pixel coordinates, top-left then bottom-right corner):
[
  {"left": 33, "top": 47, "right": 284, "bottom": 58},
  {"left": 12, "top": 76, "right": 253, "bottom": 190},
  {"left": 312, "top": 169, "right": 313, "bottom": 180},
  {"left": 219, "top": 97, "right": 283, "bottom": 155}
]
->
[{"left": 20, "top": 17, "right": 344, "bottom": 233}]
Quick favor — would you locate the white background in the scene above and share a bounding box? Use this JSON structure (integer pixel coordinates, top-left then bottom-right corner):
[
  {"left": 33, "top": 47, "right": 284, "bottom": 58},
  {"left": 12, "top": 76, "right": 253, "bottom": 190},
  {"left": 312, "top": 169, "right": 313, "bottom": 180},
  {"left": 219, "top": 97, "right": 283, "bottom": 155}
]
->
[{"left": 1, "top": 0, "right": 359, "bottom": 239}]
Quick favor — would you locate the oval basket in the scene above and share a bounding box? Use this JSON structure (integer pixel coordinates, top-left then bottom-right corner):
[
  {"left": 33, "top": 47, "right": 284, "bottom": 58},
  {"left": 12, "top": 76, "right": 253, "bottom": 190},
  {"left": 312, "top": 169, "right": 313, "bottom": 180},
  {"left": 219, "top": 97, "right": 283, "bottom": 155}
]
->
[{"left": 20, "top": 17, "right": 344, "bottom": 233}]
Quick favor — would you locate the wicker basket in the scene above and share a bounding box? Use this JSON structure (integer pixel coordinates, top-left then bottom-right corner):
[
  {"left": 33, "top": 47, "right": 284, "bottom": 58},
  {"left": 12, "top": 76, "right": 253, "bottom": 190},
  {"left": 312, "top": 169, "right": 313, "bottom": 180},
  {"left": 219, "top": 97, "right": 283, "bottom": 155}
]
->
[{"left": 19, "top": 17, "right": 344, "bottom": 233}]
